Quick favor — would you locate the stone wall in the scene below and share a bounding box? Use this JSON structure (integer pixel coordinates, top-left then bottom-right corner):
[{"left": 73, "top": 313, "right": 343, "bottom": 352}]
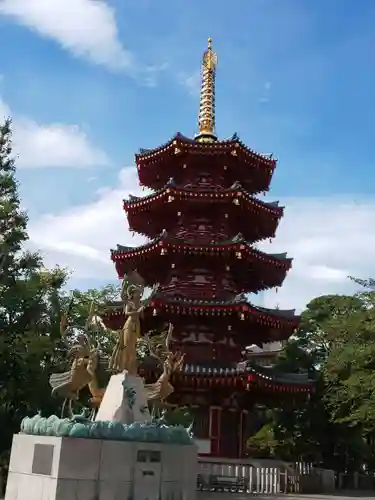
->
[{"left": 5, "top": 434, "right": 197, "bottom": 500}]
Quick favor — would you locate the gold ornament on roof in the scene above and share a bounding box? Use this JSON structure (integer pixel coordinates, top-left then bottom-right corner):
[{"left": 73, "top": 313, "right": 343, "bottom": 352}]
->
[
  {"left": 203, "top": 37, "right": 218, "bottom": 70},
  {"left": 196, "top": 37, "right": 218, "bottom": 142}
]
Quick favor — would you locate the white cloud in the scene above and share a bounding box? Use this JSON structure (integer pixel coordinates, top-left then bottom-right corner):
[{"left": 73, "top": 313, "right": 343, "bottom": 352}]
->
[
  {"left": 14, "top": 120, "right": 110, "bottom": 168},
  {"left": 260, "top": 198, "right": 375, "bottom": 310},
  {"left": 178, "top": 71, "right": 201, "bottom": 96},
  {"left": 0, "top": 0, "right": 132, "bottom": 71},
  {"left": 0, "top": 97, "right": 110, "bottom": 168},
  {"left": 29, "top": 168, "right": 146, "bottom": 278},
  {"left": 141, "top": 63, "right": 169, "bottom": 88},
  {"left": 28, "top": 168, "right": 375, "bottom": 311}
]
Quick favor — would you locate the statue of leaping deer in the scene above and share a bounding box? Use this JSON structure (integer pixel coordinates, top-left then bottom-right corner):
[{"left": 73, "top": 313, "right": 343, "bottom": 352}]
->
[
  {"left": 142, "top": 323, "right": 185, "bottom": 409},
  {"left": 49, "top": 301, "right": 105, "bottom": 419},
  {"left": 49, "top": 333, "right": 101, "bottom": 418}
]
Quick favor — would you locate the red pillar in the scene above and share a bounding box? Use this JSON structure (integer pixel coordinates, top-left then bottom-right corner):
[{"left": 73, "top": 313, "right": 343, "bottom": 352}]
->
[{"left": 209, "top": 406, "right": 222, "bottom": 456}]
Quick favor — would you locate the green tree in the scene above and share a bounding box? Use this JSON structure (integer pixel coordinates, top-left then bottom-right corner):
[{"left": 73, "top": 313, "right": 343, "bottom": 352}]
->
[
  {"left": 291, "top": 294, "right": 365, "bottom": 367},
  {"left": 58, "top": 284, "right": 122, "bottom": 355},
  {"left": 322, "top": 279, "right": 375, "bottom": 471},
  {"left": 0, "top": 119, "right": 68, "bottom": 467},
  {"left": 280, "top": 291, "right": 375, "bottom": 470},
  {"left": 247, "top": 293, "right": 369, "bottom": 469}
]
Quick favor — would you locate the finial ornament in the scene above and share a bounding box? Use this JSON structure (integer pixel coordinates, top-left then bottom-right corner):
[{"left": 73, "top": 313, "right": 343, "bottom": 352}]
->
[{"left": 196, "top": 37, "right": 218, "bottom": 142}]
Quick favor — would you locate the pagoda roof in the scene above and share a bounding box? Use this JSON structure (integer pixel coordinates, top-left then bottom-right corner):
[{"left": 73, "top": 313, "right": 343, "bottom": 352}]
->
[
  {"left": 184, "top": 362, "right": 313, "bottom": 386},
  {"left": 105, "top": 293, "right": 296, "bottom": 318},
  {"left": 112, "top": 231, "right": 165, "bottom": 256},
  {"left": 123, "top": 179, "right": 283, "bottom": 215},
  {"left": 111, "top": 231, "right": 292, "bottom": 270},
  {"left": 139, "top": 360, "right": 314, "bottom": 393},
  {"left": 136, "top": 133, "right": 276, "bottom": 168},
  {"left": 102, "top": 294, "right": 299, "bottom": 338},
  {"left": 135, "top": 133, "right": 276, "bottom": 168},
  {"left": 104, "top": 288, "right": 300, "bottom": 328},
  {"left": 147, "top": 291, "right": 299, "bottom": 328},
  {"left": 240, "top": 362, "right": 314, "bottom": 384}
]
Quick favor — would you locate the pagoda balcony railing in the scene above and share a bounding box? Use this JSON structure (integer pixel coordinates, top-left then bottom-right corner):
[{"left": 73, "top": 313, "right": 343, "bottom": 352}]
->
[
  {"left": 174, "top": 230, "right": 224, "bottom": 244},
  {"left": 159, "top": 282, "right": 237, "bottom": 300}
]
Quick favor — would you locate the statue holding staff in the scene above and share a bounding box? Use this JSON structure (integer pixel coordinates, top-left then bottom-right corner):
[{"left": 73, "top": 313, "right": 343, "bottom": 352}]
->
[{"left": 108, "top": 273, "right": 145, "bottom": 375}]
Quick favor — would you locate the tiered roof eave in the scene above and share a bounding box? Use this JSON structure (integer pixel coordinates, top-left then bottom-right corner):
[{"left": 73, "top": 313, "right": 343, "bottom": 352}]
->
[
  {"left": 110, "top": 231, "right": 292, "bottom": 291},
  {"left": 136, "top": 132, "right": 276, "bottom": 166},
  {"left": 150, "top": 293, "right": 299, "bottom": 326},
  {"left": 123, "top": 180, "right": 283, "bottom": 214},
  {"left": 124, "top": 180, "right": 283, "bottom": 242},
  {"left": 138, "top": 361, "right": 315, "bottom": 394},
  {"left": 111, "top": 232, "right": 291, "bottom": 265},
  {"left": 135, "top": 133, "right": 276, "bottom": 193},
  {"left": 102, "top": 293, "right": 300, "bottom": 333}
]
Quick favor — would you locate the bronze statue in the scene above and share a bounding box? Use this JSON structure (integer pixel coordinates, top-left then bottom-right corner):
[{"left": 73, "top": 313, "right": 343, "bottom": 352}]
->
[
  {"left": 85, "top": 348, "right": 106, "bottom": 418},
  {"left": 49, "top": 334, "right": 98, "bottom": 418},
  {"left": 108, "top": 281, "right": 144, "bottom": 375},
  {"left": 49, "top": 273, "right": 184, "bottom": 418},
  {"left": 143, "top": 324, "right": 185, "bottom": 405}
]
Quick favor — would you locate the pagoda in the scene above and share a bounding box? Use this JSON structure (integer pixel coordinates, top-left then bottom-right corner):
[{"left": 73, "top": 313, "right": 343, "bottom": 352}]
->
[{"left": 104, "top": 38, "right": 314, "bottom": 458}]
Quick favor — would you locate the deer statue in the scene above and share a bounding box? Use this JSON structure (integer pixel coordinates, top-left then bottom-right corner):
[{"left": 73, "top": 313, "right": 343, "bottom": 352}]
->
[
  {"left": 143, "top": 323, "right": 185, "bottom": 411},
  {"left": 49, "top": 301, "right": 106, "bottom": 419},
  {"left": 49, "top": 333, "right": 100, "bottom": 418}
]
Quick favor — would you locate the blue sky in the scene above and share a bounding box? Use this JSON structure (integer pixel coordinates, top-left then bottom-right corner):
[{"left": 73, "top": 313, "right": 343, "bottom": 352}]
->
[{"left": 0, "top": 0, "right": 374, "bottom": 310}]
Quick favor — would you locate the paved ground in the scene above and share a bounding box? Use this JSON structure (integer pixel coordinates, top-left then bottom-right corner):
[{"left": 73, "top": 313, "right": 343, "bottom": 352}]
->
[
  {"left": 2, "top": 490, "right": 374, "bottom": 500},
  {"left": 198, "top": 493, "right": 375, "bottom": 500}
]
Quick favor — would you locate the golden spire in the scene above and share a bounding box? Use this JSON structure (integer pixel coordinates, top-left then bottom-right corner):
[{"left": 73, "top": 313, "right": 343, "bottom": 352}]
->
[{"left": 196, "top": 37, "right": 218, "bottom": 142}]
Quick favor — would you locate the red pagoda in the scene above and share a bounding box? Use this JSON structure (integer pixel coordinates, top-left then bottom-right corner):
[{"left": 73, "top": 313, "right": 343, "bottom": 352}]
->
[{"left": 104, "top": 38, "right": 314, "bottom": 458}]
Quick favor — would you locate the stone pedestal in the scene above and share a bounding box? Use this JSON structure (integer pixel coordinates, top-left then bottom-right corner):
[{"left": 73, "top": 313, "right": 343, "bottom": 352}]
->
[
  {"left": 95, "top": 371, "right": 151, "bottom": 424},
  {"left": 5, "top": 434, "right": 197, "bottom": 500}
]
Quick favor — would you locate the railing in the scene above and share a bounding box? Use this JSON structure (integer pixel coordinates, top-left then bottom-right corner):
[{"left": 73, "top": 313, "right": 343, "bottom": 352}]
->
[
  {"left": 160, "top": 282, "right": 222, "bottom": 300},
  {"left": 295, "top": 461, "right": 314, "bottom": 475},
  {"left": 197, "top": 461, "right": 301, "bottom": 494}
]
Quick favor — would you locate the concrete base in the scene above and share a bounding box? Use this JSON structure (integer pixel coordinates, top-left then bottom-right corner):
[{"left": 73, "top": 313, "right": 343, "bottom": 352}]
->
[
  {"left": 6, "top": 434, "right": 197, "bottom": 500},
  {"left": 95, "top": 372, "right": 151, "bottom": 424}
]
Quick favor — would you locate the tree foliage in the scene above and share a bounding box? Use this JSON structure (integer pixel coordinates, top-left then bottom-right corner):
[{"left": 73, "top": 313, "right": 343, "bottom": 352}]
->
[
  {"left": 60, "top": 285, "right": 121, "bottom": 353},
  {"left": 0, "top": 120, "right": 68, "bottom": 466},
  {"left": 247, "top": 287, "right": 375, "bottom": 472}
]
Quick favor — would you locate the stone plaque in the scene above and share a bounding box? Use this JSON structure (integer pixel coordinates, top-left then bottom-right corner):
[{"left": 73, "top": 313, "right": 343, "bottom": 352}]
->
[{"left": 32, "top": 443, "right": 54, "bottom": 476}]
